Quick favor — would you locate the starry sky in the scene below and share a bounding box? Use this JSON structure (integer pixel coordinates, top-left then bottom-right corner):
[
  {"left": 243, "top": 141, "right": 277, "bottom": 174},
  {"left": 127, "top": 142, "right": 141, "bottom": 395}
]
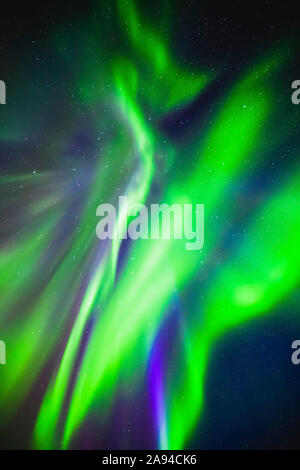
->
[{"left": 1, "top": 0, "right": 300, "bottom": 450}]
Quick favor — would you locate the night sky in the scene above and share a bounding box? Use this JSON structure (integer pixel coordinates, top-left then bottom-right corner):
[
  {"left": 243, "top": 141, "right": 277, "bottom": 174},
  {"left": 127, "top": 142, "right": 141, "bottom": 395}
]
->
[{"left": 1, "top": 0, "right": 300, "bottom": 450}]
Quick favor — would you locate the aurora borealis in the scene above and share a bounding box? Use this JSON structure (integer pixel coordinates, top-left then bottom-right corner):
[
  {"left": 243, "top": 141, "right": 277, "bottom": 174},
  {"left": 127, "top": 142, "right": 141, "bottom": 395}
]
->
[{"left": 1, "top": 0, "right": 300, "bottom": 451}]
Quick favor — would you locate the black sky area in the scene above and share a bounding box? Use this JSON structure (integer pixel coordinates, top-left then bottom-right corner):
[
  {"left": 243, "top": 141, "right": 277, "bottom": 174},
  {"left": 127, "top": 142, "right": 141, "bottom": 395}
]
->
[{"left": 0, "top": 1, "right": 300, "bottom": 60}]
